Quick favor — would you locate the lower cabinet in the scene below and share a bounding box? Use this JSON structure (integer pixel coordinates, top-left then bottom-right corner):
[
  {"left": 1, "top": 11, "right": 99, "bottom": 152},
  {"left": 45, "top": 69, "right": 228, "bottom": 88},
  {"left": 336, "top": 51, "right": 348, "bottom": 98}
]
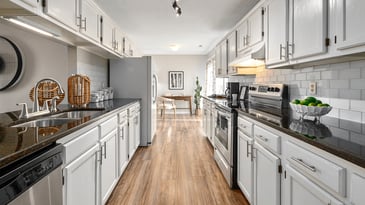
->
[
  {"left": 100, "top": 129, "right": 118, "bottom": 205},
  {"left": 237, "top": 130, "right": 253, "bottom": 204},
  {"left": 128, "top": 103, "right": 140, "bottom": 159},
  {"left": 63, "top": 144, "right": 99, "bottom": 205},
  {"left": 254, "top": 142, "right": 281, "bottom": 205},
  {"left": 118, "top": 120, "right": 129, "bottom": 176},
  {"left": 284, "top": 165, "right": 344, "bottom": 205}
]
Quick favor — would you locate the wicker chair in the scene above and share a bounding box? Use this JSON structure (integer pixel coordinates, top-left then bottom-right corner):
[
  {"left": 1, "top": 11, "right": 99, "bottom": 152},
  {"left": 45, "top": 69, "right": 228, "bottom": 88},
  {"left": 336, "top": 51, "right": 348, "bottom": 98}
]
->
[{"left": 157, "top": 96, "right": 176, "bottom": 118}]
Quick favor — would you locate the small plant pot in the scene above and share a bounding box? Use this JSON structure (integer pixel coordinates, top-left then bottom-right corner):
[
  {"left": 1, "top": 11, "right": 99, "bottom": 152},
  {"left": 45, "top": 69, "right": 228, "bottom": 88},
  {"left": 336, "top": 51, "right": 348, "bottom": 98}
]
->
[{"left": 195, "top": 108, "right": 202, "bottom": 116}]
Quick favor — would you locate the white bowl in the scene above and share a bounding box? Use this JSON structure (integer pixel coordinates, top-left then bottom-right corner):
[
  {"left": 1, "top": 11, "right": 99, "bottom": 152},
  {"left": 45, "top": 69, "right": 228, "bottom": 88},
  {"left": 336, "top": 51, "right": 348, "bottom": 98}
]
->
[{"left": 290, "top": 103, "right": 332, "bottom": 117}]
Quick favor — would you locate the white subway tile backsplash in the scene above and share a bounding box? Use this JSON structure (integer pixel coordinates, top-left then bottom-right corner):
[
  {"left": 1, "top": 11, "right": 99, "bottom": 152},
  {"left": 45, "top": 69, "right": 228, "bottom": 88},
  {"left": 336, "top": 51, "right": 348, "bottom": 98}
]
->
[
  {"left": 301, "top": 67, "right": 314, "bottom": 73},
  {"left": 350, "top": 60, "right": 365, "bottom": 69},
  {"left": 339, "top": 89, "right": 361, "bottom": 100},
  {"left": 339, "top": 109, "right": 362, "bottom": 122},
  {"left": 350, "top": 79, "right": 365, "bottom": 89},
  {"left": 301, "top": 81, "right": 309, "bottom": 88},
  {"left": 329, "top": 98, "right": 350, "bottom": 109},
  {"left": 314, "top": 64, "right": 330, "bottom": 71},
  {"left": 321, "top": 70, "right": 338, "bottom": 80},
  {"left": 327, "top": 108, "right": 339, "bottom": 118},
  {"left": 307, "top": 72, "right": 321, "bottom": 80},
  {"left": 350, "top": 100, "right": 365, "bottom": 112},
  {"left": 277, "top": 75, "right": 285, "bottom": 82},
  {"left": 339, "top": 68, "right": 361, "bottom": 80},
  {"left": 317, "top": 80, "right": 330, "bottom": 89},
  {"left": 296, "top": 73, "right": 307, "bottom": 80},
  {"left": 330, "top": 62, "right": 350, "bottom": 70},
  {"left": 329, "top": 127, "right": 350, "bottom": 140},
  {"left": 330, "top": 80, "right": 349, "bottom": 89},
  {"left": 340, "top": 119, "right": 362, "bottom": 133}
]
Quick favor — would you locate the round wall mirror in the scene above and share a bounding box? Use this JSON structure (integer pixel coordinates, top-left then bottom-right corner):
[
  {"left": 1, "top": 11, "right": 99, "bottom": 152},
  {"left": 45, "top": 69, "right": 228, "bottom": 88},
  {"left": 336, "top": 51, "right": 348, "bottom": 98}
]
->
[{"left": 0, "top": 36, "right": 24, "bottom": 91}]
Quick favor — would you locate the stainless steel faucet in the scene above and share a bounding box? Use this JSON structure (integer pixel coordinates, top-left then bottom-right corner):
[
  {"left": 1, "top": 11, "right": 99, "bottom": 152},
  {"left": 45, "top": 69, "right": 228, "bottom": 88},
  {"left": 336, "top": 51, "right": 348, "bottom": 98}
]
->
[
  {"left": 17, "top": 78, "right": 65, "bottom": 119},
  {"left": 33, "top": 78, "right": 65, "bottom": 112}
]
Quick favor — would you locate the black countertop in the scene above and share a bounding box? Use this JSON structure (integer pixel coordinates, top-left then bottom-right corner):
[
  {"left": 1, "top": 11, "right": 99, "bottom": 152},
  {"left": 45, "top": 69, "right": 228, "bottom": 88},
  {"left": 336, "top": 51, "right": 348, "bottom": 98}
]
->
[
  {"left": 0, "top": 99, "right": 140, "bottom": 169},
  {"left": 203, "top": 96, "right": 365, "bottom": 169}
]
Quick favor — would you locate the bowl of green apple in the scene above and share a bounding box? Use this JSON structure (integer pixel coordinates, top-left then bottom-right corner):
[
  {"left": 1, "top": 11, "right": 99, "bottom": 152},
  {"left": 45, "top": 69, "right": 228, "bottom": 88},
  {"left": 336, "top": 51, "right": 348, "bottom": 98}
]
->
[{"left": 290, "top": 97, "right": 332, "bottom": 121}]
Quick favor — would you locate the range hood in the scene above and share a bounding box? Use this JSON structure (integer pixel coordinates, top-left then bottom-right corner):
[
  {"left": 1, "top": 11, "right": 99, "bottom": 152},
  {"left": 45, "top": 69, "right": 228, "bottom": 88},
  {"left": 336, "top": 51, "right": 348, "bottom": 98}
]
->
[{"left": 229, "top": 43, "right": 265, "bottom": 71}]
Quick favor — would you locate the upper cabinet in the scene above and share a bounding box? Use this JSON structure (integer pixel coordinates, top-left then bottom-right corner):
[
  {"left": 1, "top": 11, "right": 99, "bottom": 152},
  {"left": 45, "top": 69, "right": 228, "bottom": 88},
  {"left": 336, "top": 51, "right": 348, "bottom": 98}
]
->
[
  {"left": 237, "top": 7, "right": 264, "bottom": 53},
  {"left": 266, "top": 0, "right": 328, "bottom": 67},
  {"left": 289, "top": 0, "right": 328, "bottom": 60},
  {"left": 215, "top": 40, "right": 228, "bottom": 77},
  {"left": 227, "top": 31, "right": 237, "bottom": 64},
  {"left": 335, "top": 0, "right": 365, "bottom": 51},
  {"left": 78, "top": 0, "right": 101, "bottom": 43},
  {"left": 44, "top": 0, "right": 79, "bottom": 30},
  {"left": 266, "top": 0, "right": 288, "bottom": 65}
]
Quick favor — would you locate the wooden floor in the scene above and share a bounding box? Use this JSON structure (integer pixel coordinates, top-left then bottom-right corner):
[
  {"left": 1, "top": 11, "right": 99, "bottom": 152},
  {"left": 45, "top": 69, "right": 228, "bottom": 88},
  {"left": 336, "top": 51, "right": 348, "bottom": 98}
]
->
[{"left": 106, "top": 114, "right": 248, "bottom": 205}]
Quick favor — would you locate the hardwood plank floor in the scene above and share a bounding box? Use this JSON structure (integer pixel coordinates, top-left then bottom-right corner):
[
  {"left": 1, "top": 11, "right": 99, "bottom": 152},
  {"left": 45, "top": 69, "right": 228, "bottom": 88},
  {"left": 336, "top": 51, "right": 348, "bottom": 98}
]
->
[{"left": 106, "top": 114, "right": 249, "bottom": 205}]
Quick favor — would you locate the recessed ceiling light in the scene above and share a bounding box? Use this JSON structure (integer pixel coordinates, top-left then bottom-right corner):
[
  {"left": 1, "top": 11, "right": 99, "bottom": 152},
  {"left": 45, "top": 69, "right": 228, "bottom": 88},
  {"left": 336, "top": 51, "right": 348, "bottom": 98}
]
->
[
  {"left": 169, "top": 44, "right": 180, "bottom": 51},
  {"left": 198, "top": 45, "right": 203, "bottom": 48}
]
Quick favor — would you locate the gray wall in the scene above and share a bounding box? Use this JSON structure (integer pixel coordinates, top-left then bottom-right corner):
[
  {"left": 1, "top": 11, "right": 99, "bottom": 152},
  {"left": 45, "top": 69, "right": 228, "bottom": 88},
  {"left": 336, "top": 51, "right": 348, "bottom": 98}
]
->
[
  {"left": 230, "top": 60, "right": 365, "bottom": 123},
  {"left": 0, "top": 22, "right": 108, "bottom": 113}
]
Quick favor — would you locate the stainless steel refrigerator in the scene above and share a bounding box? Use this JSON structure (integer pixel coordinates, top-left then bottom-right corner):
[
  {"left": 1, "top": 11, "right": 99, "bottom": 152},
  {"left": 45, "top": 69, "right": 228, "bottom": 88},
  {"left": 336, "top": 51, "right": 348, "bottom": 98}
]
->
[{"left": 109, "top": 56, "right": 157, "bottom": 146}]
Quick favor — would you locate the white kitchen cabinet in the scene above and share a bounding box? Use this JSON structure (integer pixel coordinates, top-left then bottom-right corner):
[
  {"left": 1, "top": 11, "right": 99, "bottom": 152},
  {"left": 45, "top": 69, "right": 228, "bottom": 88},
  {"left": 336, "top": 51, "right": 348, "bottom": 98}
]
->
[
  {"left": 227, "top": 31, "right": 237, "bottom": 65},
  {"left": 63, "top": 144, "right": 99, "bottom": 205},
  {"left": 289, "top": 0, "right": 328, "bottom": 60},
  {"left": 123, "top": 37, "right": 133, "bottom": 57},
  {"left": 44, "top": 0, "right": 78, "bottom": 31},
  {"left": 128, "top": 103, "right": 140, "bottom": 159},
  {"left": 254, "top": 142, "right": 281, "bottom": 205},
  {"left": 100, "top": 129, "right": 118, "bottom": 205},
  {"left": 208, "top": 108, "right": 215, "bottom": 146},
  {"left": 101, "top": 15, "right": 115, "bottom": 50},
  {"left": 350, "top": 172, "right": 365, "bottom": 205},
  {"left": 202, "top": 101, "right": 207, "bottom": 136},
  {"left": 335, "top": 0, "right": 365, "bottom": 50},
  {"left": 237, "top": 7, "right": 264, "bottom": 52},
  {"left": 118, "top": 110, "right": 129, "bottom": 176},
  {"left": 237, "top": 130, "right": 254, "bottom": 204},
  {"left": 266, "top": 0, "right": 289, "bottom": 65},
  {"left": 79, "top": 0, "right": 101, "bottom": 42},
  {"left": 284, "top": 165, "right": 344, "bottom": 205},
  {"left": 215, "top": 40, "right": 228, "bottom": 77},
  {"left": 113, "top": 28, "right": 123, "bottom": 54}
]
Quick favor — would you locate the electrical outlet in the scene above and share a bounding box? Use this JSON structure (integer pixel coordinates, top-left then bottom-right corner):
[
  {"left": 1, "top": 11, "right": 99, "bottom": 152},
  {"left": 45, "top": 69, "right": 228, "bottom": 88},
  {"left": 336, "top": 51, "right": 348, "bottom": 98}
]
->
[{"left": 309, "top": 82, "right": 317, "bottom": 95}]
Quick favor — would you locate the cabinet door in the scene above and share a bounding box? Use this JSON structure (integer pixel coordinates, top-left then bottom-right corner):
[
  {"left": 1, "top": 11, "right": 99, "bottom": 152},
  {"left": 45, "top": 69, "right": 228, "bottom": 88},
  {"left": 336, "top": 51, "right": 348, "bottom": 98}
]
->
[
  {"left": 248, "top": 7, "right": 264, "bottom": 47},
  {"left": 289, "top": 0, "right": 327, "bottom": 59},
  {"left": 128, "top": 117, "right": 136, "bottom": 158},
  {"left": 118, "top": 123, "right": 129, "bottom": 176},
  {"left": 134, "top": 112, "right": 141, "bottom": 149},
  {"left": 63, "top": 144, "right": 99, "bottom": 205},
  {"left": 80, "top": 0, "right": 100, "bottom": 42},
  {"left": 202, "top": 107, "right": 207, "bottom": 135},
  {"left": 101, "top": 15, "right": 115, "bottom": 50},
  {"left": 237, "top": 130, "right": 254, "bottom": 204},
  {"left": 227, "top": 31, "right": 237, "bottom": 64},
  {"left": 44, "top": 0, "right": 78, "bottom": 30},
  {"left": 215, "top": 46, "right": 222, "bottom": 76},
  {"left": 114, "top": 28, "right": 123, "bottom": 54},
  {"left": 335, "top": 0, "right": 365, "bottom": 50},
  {"left": 254, "top": 142, "right": 281, "bottom": 205},
  {"left": 209, "top": 110, "right": 215, "bottom": 146},
  {"left": 266, "top": 0, "right": 289, "bottom": 65},
  {"left": 237, "top": 21, "right": 248, "bottom": 52},
  {"left": 284, "top": 165, "right": 344, "bottom": 205},
  {"left": 350, "top": 172, "right": 365, "bottom": 205},
  {"left": 220, "top": 40, "right": 228, "bottom": 76},
  {"left": 100, "top": 129, "right": 118, "bottom": 205}
]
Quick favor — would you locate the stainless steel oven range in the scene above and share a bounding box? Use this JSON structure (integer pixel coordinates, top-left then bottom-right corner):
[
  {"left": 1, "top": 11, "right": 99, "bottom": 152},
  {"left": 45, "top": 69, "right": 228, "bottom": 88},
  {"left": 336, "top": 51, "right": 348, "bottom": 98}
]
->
[{"left": 214, "top": 103, "right": 237, "bottom": 188}]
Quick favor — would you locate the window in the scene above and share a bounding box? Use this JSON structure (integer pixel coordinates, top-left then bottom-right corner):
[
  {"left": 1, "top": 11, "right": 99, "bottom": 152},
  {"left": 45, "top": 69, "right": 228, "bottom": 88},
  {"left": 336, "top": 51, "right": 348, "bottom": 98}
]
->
[{"left": 205, "top": 58, "right": 228, "bottom": 96}]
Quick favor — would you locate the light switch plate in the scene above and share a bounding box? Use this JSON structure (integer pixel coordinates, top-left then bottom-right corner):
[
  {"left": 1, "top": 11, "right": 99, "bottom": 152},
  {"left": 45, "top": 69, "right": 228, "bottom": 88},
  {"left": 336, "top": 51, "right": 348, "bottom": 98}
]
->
[{"left": 309, "top": 82, "right": 317, "bottom": 95}]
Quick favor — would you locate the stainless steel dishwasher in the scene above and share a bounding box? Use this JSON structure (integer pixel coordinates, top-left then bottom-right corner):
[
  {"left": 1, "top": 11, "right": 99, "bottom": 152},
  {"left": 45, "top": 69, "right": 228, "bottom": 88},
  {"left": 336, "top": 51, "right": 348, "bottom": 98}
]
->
[{"left": 0, "top": 144, "right": 63, "bottom": 205}]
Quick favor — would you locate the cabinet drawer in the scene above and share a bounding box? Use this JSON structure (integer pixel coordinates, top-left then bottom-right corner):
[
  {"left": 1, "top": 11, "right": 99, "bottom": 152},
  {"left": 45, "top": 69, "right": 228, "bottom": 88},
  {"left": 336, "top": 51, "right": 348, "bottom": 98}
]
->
[
  {"left": 254, "top": 125, "right": 281, "bottom": 154},
  {"left": 118, "top": 110, "right": 128, "bottom": 124},
  {"left": 285, "top": 141, "right": 346, "bottom": 196},
  {"left": 99, "top": 116, "right": 118, "bottom": 137},
  {"left": 238, "top": 116, "right": 253, "bottom": 136},
  {"left": 63, "top": 127, "right": 99, "bottom": 165},
  {"left": 128, "top": 103, "right": 140, "bottom": 116}
]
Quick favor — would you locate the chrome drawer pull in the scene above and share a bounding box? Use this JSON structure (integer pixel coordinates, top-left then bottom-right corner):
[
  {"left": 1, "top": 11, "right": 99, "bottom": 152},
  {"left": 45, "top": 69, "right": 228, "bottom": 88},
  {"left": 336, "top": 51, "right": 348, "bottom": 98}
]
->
[
  {"left": 256, "top": 135, "right": 268, "bottom": 142},
  {"left": 291, "top": 157, "right": 316, "bottom": 172},
  {"left": 246, "top": 141, "right": 252, "bottom": 158}
]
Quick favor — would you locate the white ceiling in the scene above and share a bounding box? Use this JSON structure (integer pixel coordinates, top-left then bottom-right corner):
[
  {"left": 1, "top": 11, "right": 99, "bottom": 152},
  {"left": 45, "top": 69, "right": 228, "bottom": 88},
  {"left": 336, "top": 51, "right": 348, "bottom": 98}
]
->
[{"left": 96, "top": 0, "right": 259, "bottom": 55}]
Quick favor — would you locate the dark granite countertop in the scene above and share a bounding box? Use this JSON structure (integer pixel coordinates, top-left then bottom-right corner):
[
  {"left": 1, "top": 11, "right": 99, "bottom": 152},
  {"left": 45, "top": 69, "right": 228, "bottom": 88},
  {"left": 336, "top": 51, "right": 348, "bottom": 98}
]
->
[
  {"left": 204, "top": 96, "right": 365, "bottom": 169},
  {"left": 0, "top": 98, "right": 140, "bottom": 169}
]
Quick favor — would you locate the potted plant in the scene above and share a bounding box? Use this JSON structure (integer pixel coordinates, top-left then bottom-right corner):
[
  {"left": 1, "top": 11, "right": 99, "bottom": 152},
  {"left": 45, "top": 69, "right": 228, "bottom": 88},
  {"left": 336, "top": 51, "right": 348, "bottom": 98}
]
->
[{"left": 194, "top": 76, "right": 202, "bottom": 116}]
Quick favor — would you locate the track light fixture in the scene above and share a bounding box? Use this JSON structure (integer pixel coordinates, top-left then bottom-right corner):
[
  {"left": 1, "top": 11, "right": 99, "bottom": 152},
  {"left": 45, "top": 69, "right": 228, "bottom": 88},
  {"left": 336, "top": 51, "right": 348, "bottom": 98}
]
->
[{"left": 172, "top": 0, "right": 182, "bottom": 17}]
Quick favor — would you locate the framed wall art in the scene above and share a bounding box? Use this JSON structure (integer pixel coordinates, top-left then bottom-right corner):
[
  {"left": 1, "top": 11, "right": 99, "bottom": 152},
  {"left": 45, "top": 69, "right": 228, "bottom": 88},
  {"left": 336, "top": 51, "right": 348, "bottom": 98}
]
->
[{"left": 168, "top": 71, "right": 184, "bottom": 90}]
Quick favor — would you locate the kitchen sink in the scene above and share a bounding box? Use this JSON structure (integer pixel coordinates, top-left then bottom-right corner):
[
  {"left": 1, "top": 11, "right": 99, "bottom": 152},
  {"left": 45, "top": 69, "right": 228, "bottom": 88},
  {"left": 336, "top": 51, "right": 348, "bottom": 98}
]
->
[{"left": 11, "top": 118, "right": 79, "bottom": 127}]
